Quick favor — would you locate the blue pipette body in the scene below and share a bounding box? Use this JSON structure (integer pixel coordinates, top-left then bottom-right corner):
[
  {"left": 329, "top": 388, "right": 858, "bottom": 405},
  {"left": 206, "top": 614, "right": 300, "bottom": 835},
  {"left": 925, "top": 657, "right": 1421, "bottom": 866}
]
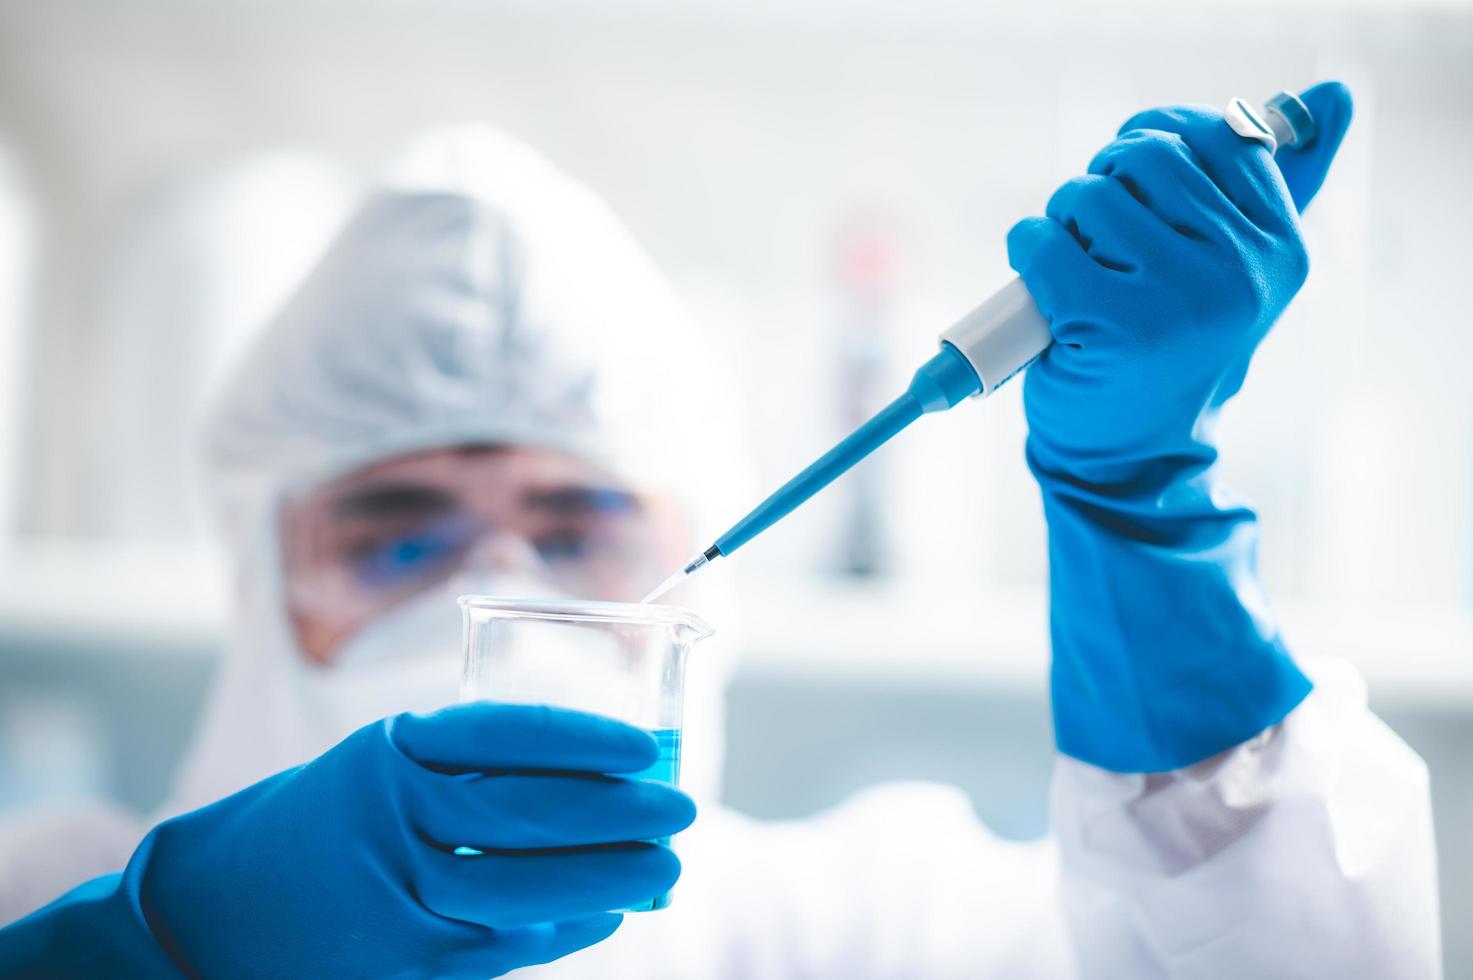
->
[{"left": 708, "top": 342, "right": 979, "bottom": 560}]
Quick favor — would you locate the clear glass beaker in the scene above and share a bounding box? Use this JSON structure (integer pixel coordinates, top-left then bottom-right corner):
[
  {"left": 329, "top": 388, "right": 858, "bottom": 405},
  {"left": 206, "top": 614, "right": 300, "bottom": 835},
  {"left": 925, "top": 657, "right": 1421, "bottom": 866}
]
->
[{"left": 458, "top": 595, "right": 714, "bottom": 912}]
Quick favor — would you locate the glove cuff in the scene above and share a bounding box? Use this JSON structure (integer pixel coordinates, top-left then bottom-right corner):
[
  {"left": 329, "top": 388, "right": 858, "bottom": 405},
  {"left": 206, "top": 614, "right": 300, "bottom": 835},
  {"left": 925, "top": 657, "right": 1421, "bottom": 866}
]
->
[
  {"left": 0, "top": 866, "right": 185, "bottom": 978},
  {"left": 1037, "top": 460, "right": 1312, "bottom": 773},
  {"left": 1053, "top": 631, "right": 1312, "bottom": 772}
]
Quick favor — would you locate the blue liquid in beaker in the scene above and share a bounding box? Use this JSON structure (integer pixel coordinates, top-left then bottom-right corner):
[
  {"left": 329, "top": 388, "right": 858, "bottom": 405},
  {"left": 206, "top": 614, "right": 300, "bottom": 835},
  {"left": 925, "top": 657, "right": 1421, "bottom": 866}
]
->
[
  {"left": 638, "top": 727, "right": 682, "bottom": 787},
  {"left": 628, "top": 727, "right": 682, "bottom": 912}
]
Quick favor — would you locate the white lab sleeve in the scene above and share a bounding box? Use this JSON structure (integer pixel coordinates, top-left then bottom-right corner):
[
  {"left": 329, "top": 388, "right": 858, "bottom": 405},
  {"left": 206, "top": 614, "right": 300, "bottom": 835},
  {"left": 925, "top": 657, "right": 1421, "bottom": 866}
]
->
[
  {"left": 1051, "top": 655, "right": 1441, "bottom": 979},
  {"left": 516, "top": 655, "right": 1438, "bottom": 979}
]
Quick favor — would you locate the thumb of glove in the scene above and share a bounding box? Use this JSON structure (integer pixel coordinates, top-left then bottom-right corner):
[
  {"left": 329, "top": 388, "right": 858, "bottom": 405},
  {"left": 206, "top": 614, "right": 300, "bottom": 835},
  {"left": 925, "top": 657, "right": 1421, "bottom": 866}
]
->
[{"left": 1275, "top": 81, "right": 1354, "bottom": 214}]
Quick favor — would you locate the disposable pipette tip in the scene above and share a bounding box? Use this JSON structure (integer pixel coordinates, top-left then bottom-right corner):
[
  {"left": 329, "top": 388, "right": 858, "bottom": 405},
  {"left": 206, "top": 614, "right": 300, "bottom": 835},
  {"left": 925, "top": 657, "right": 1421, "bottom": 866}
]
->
[
  {"left": 640, "top": 569, "right": 687, "bottom": 605},
  {"left": 640, "top": 547, "right": 720, "bottom": 604}
]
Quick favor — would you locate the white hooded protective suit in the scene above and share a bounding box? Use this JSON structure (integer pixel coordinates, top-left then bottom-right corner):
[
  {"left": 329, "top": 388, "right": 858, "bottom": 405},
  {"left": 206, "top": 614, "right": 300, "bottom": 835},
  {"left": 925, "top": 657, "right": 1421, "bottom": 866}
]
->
[{"left": 0, "top": 124, "right": 1442, "bottom": 978}]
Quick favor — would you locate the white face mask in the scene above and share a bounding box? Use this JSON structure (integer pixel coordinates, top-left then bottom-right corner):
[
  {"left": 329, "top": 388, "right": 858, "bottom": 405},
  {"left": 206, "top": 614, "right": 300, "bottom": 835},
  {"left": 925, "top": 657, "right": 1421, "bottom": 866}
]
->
[{"left": 295, "top": 571, "right": 568, "bottom": 739}]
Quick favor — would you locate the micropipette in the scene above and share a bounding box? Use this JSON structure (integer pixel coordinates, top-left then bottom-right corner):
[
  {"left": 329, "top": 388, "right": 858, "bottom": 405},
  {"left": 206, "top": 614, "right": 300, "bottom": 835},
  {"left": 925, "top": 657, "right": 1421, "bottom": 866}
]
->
[{"left": 642, "top": 91, "right": 1316, "bottom": 604}]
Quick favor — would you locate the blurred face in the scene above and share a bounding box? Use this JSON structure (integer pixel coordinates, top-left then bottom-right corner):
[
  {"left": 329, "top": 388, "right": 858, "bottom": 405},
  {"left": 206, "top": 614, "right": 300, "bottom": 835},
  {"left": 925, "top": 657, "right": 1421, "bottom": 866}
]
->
[{"left": 280, "top": 445, "right": 688, "bottom": 665}]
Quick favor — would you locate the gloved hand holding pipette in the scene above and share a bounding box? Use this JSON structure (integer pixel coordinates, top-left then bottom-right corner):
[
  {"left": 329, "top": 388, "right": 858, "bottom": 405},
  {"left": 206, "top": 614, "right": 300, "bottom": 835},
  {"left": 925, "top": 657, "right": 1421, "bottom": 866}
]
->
[
  {"left": 1016, "top": 81, "right": 1353, "bottom": 771},
  {"left": 655, "top": 82, "right": 1353, "bottom": 770},
  {"left": 652, "top": 80, "right": 1353, "bottom": 766}
]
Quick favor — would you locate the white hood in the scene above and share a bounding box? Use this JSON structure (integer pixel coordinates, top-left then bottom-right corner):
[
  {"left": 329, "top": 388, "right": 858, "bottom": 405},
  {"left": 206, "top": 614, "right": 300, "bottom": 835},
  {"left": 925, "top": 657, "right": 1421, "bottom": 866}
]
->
[{"left": 169, "top": 123, "right": 752, "bottom": 815}]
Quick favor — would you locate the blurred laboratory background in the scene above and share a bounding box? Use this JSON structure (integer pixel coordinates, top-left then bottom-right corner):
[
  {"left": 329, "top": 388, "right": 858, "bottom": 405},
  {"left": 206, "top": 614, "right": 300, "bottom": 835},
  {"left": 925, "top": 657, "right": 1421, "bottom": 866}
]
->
[{"left": 0, "top": 0, "right": 1470, "bottom": 972}]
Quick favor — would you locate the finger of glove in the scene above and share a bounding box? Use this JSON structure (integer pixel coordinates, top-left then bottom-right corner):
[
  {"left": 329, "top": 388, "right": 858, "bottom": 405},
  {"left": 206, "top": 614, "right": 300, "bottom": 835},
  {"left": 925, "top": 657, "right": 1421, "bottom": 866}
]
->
[
  {"left": 1116, "top": 105, "right": 1294, "bottom": 237},
  {"left": 416, "top": 842, "right": 682, "bottom": 929},
  {"left": 1275, "top": 81, "right": 1353, "bottom": 214},
  {"left": 406, "top": 773, "right": 697, "bottom": 850},
  {"left": 1087, "top": 129, "right": 1247, "bottom": 244},
  {"left": 1007, "top": 215, "right": 1111, "bottom": 332},
  {"left": 392, "top": 703, "right": 657, "bottom": 775},
  {"left": 441, "top": 914, "right": 624, "bottom": 974},
  {"left": 1044, "top": 174, "right": 1172, "bottom": 275}
]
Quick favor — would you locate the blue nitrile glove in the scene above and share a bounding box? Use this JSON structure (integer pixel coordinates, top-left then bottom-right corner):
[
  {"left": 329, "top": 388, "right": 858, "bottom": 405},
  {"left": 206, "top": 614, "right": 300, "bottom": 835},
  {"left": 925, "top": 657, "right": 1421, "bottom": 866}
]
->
[
  {"left": 0, "top": 703, "right": 694, "bottom": 979},
  {"left": 1008, "top": 82, "right": 1353, "bottom": 773}
]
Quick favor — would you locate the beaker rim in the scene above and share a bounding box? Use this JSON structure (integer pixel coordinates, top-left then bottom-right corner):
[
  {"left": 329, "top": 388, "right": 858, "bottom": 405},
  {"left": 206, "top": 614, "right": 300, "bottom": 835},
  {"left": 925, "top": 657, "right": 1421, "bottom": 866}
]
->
[{"left": 457, "top": 594, "right": 714, "bottom": 638}]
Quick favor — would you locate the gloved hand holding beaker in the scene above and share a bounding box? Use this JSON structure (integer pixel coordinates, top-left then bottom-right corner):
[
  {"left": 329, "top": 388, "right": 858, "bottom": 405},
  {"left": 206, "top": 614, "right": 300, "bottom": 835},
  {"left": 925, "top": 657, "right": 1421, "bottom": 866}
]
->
[
  {"left": 0, "top": 703, "right": 694, "bottom": 979},
  {"left": 1009, "top": 82, "right": 1354, "bottom": 772}
]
